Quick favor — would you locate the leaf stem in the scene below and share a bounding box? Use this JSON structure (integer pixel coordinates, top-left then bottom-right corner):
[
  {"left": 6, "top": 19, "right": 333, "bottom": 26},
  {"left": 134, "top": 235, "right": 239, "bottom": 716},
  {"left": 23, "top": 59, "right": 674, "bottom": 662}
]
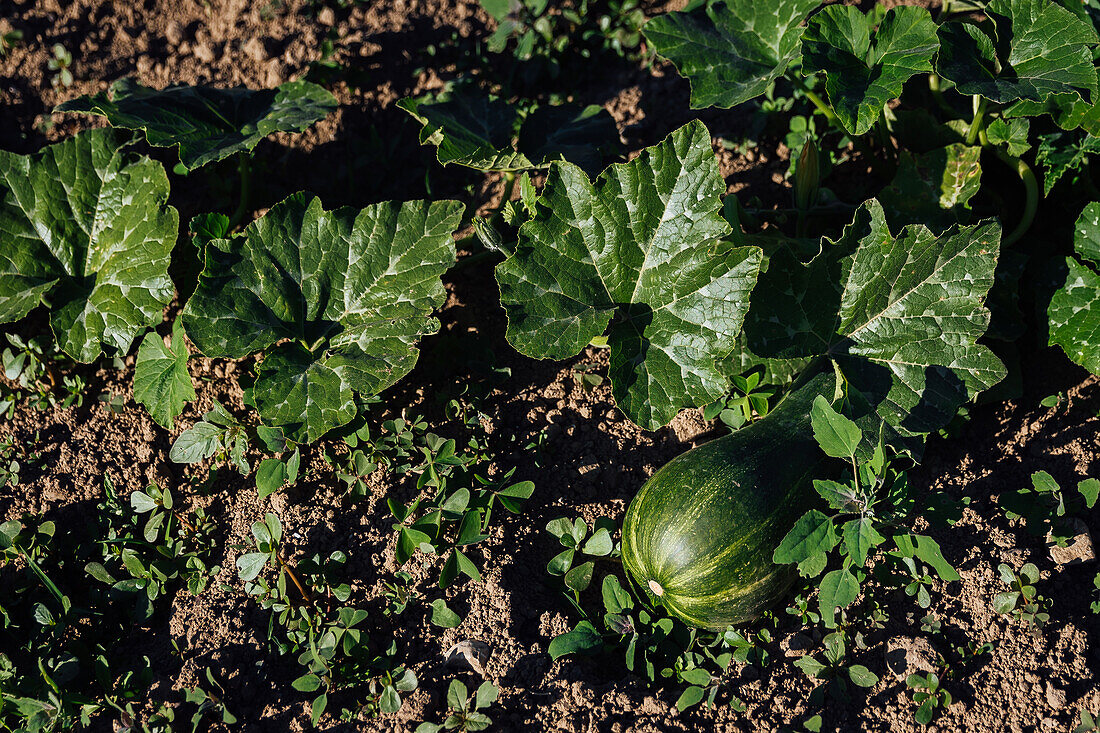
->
[
  {"left": 277, "top": 551, "right": 314, "bottom": 607},
  {"left": 995, "top": 151, "right": 1039, "bottom": 247},
  {"left": 791, "top": 76, "right": 839, "bottom": 126},
  {"left": 965, "top": 96, "right": 988, "bottom": 146},
  {"left": 228, "top": 153, "right": 253, "bottom": 229}
]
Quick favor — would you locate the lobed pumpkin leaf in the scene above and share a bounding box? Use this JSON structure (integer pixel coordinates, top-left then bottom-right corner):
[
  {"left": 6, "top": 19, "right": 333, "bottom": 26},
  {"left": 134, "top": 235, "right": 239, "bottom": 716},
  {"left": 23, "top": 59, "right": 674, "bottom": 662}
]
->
[
  {"left": 801, "top": 5, "right": 939, "bottom": 135},
  {"left": 0, "top": 128, "right": 177, "bottom": 362},
  {"left": 495, "top": 120, "right": 762, "bottom": 429},
  {"left": 399, "top": 87, "right": 619, "bottom": 173},
  {"left": 56, "top": 78, "right": 338, "bottom": 171},
  {"left": 642, "top": 0, "right": 818, "bottom": 110},
  {"left": 744, "top": 200, "right": 1004, "bottom": 443},
  {"left": 182, "top": 193, "right": 464, "bottom": 441},
  {"left": 1047, "top": 202, "right": 1100, "bottom": 375},
  {"left": 935, "top": 0, "right": 1099, "bottom": 105}
]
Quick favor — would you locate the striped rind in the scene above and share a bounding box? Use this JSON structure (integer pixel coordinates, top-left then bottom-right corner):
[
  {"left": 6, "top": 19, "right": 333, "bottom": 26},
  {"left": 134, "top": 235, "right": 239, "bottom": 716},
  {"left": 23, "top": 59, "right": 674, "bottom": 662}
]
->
[{"left": 622, "top": 371, "right": 834, "bottom": 629}]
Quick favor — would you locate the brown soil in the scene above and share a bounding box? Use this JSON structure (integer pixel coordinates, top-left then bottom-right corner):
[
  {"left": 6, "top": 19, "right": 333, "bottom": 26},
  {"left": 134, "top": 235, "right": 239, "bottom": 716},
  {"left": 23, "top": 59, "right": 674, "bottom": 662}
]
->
[{"left": 0, "top": 1, "right": 1098, "bottom": 732}]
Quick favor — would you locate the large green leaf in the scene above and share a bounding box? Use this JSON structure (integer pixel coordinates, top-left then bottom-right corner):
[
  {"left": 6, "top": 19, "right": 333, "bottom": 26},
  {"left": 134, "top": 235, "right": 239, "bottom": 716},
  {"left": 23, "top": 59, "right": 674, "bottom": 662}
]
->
[
  {"left": 801, "top": 5, "right": 939, "bottom": 135},
  {"left": 832, "top": 202, "right": 1005, "bottom": 435},
  {"left": 495, "top": 120, "right": 762, "bottom": 429},
  {"left": 642, "top": 0, "right": 818, "bottom": 110},
  {"left": 182, "top": 193, "right": 464, "bottom": 441},
  {"left": 745, "top": 200, "right": 1004, "bottom": 438},
  {"left": 0, "top": 128, "right": 177, "bottom": 361},
  {"left": 398, "top": 88, "right": 619, "bottom": 172},
  {"left": 56, "top": 78, "right": 338, "bottom": 171},
  {"left": 935, "top": 0, "right": 1099, "bottom": 105},
  {"left": 878, "top": 143, "right": 983, "bottom": 230},
  {"left": 1005, "top": 69, "right": 1100, "bottom": 134},
  {"left": 134, "top": 320, "right": 195, "bottom": 429},
  {"left": 1048, "top": 202, "right": 1100, "bottom": 375}
]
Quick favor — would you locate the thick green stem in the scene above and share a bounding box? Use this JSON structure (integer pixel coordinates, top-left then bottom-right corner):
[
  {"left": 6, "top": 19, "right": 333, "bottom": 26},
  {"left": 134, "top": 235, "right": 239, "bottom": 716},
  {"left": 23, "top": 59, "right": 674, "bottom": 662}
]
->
[
  {"left": 965, "top": 96, "right": 988, "bottom": 146},
  {"left": 927, "top": 74, "right": 955, "bottom": 116},
  {"left": 791, "top": 76, "right": 839, "bottom": 126},
  {"left": 998, "top": 153, "right": 1039, "bottom": 247},
  {"left": 228, "top": 153, "right": 252, "bottom": 229}
]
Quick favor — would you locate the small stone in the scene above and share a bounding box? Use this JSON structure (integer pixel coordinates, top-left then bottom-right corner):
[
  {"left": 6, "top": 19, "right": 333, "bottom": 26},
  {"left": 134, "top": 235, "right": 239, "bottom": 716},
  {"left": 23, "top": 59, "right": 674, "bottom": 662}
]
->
[
  {"left": 784, "top": 632, "right": 814, "bottom": 656},
  {"left": 317, "top": 7, "right": 336, "bottom": 26},
  {"left": 884, "top": 637, "right": 938, "bottom": 680},
  {"left": 193, "top": 43, "right": 217, "bottom": 64},
  {"left": 444, "top": 640, "right": 491, "bottom": 677},
  {"left": 1044, "top": 682, "right": 1066, "bottom": 709},
  {"left": 243, "top": 37, "right": 268, "bottom": 63},
  {"left": 1048, "top": 518, "right": 1095, "bottom": 565},
  {"left": 165, "top": 21, "right": 184, "bottom": 45}
]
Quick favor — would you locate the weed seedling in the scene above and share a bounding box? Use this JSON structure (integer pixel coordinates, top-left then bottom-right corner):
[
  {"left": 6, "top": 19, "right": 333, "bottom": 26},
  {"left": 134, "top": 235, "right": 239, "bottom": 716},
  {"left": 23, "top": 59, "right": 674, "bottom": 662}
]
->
[
  {"left": 907, "top": 672, "right": 951, "bottom": 725},
  {"left": 416, "top": 679, "right": 499, "bottom": 732},
  {"left": 48, "top": 43, "right": 73, "bottom": 88},
  {"left": 793, "top": 632, "right": 879, "bottom": 702},
  {"left": 994, "top": 563, "right": 1050, "bottom": 628}
]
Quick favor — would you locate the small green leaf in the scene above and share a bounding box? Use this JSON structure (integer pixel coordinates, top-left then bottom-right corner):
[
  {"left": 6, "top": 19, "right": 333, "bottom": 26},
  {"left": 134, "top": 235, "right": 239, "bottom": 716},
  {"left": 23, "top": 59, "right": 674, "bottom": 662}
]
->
[
  {"left": 818, "top": 567, "right": 860, "bottom": 620},
  {"left": 256, "top": 458, "right": 288, "bottom": 499},
  {"left": 773, "top": 510, "right": 837, "bottom": 565},
  {"left": 985, "top": 118, "right": 1031, "bottom": 157},
  {"left": 548, "top": 621, "right": 604, "bottom": 660},
  {"left": 130, "top": 491, "right": 157, "bottom": 513},
  {"left": 675, "top": 685, "right": 706, "bottom": 711},
  {"left": 236, "top": 552, "right": 269, "bottom": 582},
  {"left": 843, "top": 517, "right": 885, "bottom": 567},
  {"left": 380, "top": 686, "right": 402, "bottom": 714},
  {"left": 810, "top": 395, "right": 862, "bottom": 458},
  {"left": 1079, "top": 478, "right": 1100, "bottom": 509},
  {"left": 447, "top": 679, "right": 468, "bottom": 711},
  {"left": 134, "top": 320, "right": 195, "bottom": 429},
  {"left": 564, "top": 561, "right": 595, "bottom": 594},
  {"left": 169, "top": 421, "right": 224, "bottom": 464},
  {"left": 581, "top": 528, "right": 613, "bottom": 556},
  {"left": 292, "top": 674, "right": 322, "bottom": 692},
  {"left": 429, "top": 598, "right": 462, "bottom": 628},
  {"left": 474, "top": 681, "right": 499, "bottom": 709},
  {"left": 847, "top": 664, "right": 879, "bottom": 687}
]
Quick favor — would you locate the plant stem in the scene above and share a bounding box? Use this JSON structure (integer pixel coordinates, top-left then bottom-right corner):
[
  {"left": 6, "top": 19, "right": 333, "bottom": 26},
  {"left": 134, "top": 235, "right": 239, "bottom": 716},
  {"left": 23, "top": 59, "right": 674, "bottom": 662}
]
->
[
  {"left": 927, "top": 74, "right": 956, "bottom": 116},
  {"left": 965, "top": 96, "right": 988, "bottom": 146},
  {"left": 996, "top": 152, "right": 1039, "bottom": 247},
  {"left": 228, "top": 153, "right": 252, "bottom": 229},
  {"left": 791, "top": 76, "right": 839, "bottom": 126},
  {"left": 277, "top": 552, "right": 314, "bottom": 607}
]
